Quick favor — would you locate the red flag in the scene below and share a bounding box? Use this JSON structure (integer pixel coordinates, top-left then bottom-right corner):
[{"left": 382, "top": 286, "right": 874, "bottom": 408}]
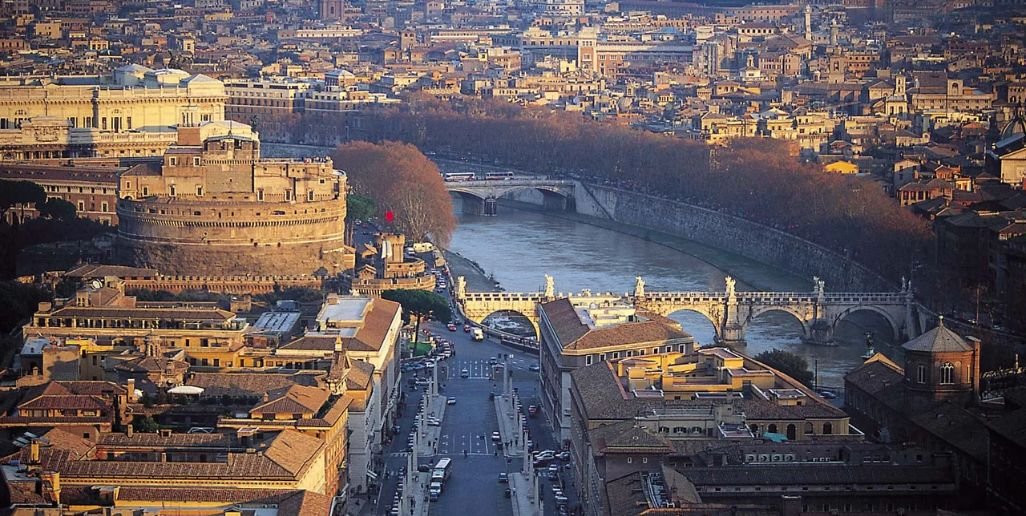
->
[{"left": 384, "top": 210, "right": 395, "bottom": 223}]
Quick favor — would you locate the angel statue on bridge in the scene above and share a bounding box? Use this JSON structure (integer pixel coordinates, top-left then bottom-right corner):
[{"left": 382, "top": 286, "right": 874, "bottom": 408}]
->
[
  {"left": 725, "top": 276, "right": 736, "bottom": 298},
  {"left": 544, "top": 274, "right": 555, "bottom": 299},
  {"left": 456, "top": 276, "right": 467, "bottom": 300},
  {"left": 634, "top": 276, "right": 646, "bottom": 298}
]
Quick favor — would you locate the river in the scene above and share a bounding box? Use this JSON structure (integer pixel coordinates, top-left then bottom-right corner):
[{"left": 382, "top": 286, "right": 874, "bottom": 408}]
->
[{"left": 264, "top": 143, "right": 901, "bottom": 390}]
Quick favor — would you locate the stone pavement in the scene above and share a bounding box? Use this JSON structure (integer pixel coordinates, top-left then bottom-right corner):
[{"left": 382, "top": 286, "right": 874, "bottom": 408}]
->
[
  {"left": 416, "top": 392, "right": 446, "bottom": 457},
  {"left": 508, "top": 472, "right": 542, "bottom": 516},
  {"left": 494, "top": 392, "right": 527, "bottom": 458}
]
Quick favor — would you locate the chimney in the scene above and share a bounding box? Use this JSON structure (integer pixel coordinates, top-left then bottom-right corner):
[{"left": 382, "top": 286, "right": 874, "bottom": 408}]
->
[
  {"left": 177, "top": 125, "right": 202, "bottom": 146},
  {"left": 29, "top": 439, "right": 40, "bottom": 464},
  {"left": 41, "top": 471, "right": 60, "bottom": 505},
  {"left": 127, "top": 378, "right": 136, "bottom": 402}
]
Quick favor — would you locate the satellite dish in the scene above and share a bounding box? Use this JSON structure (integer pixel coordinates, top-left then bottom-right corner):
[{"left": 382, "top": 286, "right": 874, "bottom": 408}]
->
[{"left": 91, "top": 280, "right": 103, "bottom": 289}]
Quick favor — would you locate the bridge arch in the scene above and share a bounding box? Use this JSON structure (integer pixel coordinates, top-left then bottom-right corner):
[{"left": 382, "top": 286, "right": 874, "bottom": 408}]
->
[
  {"left": 747, "top": 306, "right": 811, "bottom": 341},
  {"left": 665, "top": 308, "right": 720, "bottom": 344},
  {"left": 479, "top": 309, "right": 539, "bottom": 339},
  {"left": 831, "top": 305, "right": 901, "bottom": 342}
]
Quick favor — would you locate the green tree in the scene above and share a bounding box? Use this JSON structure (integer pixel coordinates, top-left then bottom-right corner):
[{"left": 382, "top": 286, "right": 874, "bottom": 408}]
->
[
  {"left": 0, "top": 180, "right": 46, "bottom": 221},
  {"left": 37, "top": 198, "right": 76, "bottom": 221},
  {"left": 0, "top": 281, "right": 49, "bottom": 334},
  {"left": 382, "top": 289, "right": 452, "bottom": 323},
  {"left": 347, "top": 194, "right": 376, "bottom": 222},
  {"left": 133, "top": 415, "right": 160, "bottom": 433},
  {"left": 755, "top": 349, "right": 815, "bottom": 387}
]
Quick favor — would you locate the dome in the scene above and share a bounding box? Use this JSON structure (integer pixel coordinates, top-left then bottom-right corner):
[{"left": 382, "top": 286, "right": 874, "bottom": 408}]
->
[{"left": 901, "top": 318, "right": 973, "bottom": 353}]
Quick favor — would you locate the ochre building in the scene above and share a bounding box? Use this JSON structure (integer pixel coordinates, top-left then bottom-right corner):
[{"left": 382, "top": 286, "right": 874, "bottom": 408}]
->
[{"left": 116, "top": 121, "right": 355, "bottom": 276}]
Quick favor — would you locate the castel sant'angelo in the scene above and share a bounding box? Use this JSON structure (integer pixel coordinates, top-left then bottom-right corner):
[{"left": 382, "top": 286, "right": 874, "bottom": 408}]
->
[{"left": 115, "top": 121, "right": 355, "bottom": 276}]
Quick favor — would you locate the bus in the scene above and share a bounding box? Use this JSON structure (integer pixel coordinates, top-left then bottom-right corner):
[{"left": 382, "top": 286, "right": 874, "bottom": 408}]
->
[
  {"left": 443, "top": 172, "right": 476, "bottom": 182},
  {"left": 484, "top": 171, "right": 515, "bottom": 180},
  {"left": 431, "top": 458, "right": 453, "bottom": 483}
]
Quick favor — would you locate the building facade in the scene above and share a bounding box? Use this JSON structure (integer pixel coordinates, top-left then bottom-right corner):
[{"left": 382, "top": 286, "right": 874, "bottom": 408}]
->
[{"left": 116, "top": 122, "right": 355, "bottom": 276}]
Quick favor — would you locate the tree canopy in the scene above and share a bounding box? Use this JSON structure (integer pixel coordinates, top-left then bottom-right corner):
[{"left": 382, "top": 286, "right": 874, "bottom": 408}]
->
[
  {"left": 258, "top": 98, "right": 931, "bottom": 285},
  {"left": 37, "top": 198, "right": 77, "bottom": 221},
  {"left": 755, "top": 349, "right": 815, "bottom": 387},
  {"left": 0, "top": 180, "right": 46, "bottom": 220},
  {"left": 333, "top": 141, "right": 456, "bottom": 247},
  {"left": 381, "top": 289, "right": 452, "bottom": 323},
  {"left": 346, "top": 194, "right": 376, "bottom": 222}
]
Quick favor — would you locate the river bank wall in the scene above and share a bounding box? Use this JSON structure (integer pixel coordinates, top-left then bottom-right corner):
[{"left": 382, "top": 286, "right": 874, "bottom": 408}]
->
[{"left": 567, "top": 183, "right": 893, "bottom": 292}]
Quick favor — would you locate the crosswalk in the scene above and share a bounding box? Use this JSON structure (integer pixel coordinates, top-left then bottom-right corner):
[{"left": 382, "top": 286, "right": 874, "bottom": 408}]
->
[{"left": 437, "top": 432, "right": 501, "bottom": 455}]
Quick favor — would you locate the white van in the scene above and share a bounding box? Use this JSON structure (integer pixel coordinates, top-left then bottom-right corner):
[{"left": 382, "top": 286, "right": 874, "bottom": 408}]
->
[{"left": 471, "top": 328, "right": 484, "bottom": 342}]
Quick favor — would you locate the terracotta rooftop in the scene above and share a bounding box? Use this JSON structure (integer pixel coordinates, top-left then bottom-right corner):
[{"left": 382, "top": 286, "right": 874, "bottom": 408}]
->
[
  {"left": 901, "top": 320, "right": 974, "bottom": 353},
  {"left": 187, "top": 371, "right": 324, "bottom": 397},
  {"left": 250, "top": 384, "right": 330, "bottom": 416},
  {"left": 540, "top": 299, "right": 691, "bottom": 352}
]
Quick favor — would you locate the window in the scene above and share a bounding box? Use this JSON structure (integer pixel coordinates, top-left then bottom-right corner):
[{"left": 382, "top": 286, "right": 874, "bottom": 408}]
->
[
  {"left": 193, "top": 157, "right": 201, "bottom": 166},
  {"left": 257, "top": 189, "right": 264, "bottom": 201},
  {"left": 940, "top": 363, "right": 955, "bottom": 384},
  {"left": 585, "top": 355, "right": 593, "bottom": 366},
  {"left": 126, "top": 117, "right": 132, "bottom": 129},
  {"left": 169, "top": 157, "right": 178, "bottom": 166},
  {"left": 308, "top": 190, "right": 315, "bottom": 201},
  {"left": 917, "top": 364, "right": 927, "bottom": 384},
  {"left": 142, "top": 187, "right": 149, "bottom": 196},
  {"left": 823, "top": 422, "right": 833, "bottom": 435},
  {"left": 768, "top": 424, "right": 777, "bottom": 434},
  {"left": 804, "top": 422, "right": 813, "bottom": 434},
  {"left": 626, "top": 457, "right": 632, "bottom": 464},
  {"left": 611, "top": 352, "right": 620, "bottom": 360},
  {"left": 77, "top": 201, "right": 84, "bottom": 212},
  {"left": 196, "top": 186, "right": 203, "bottom": 197},
  {"left": 599, "top": 353, "right": 606, "bottom": 361},
  {"left": 169, "top": 185, "right": 176, "bottom": 197}
]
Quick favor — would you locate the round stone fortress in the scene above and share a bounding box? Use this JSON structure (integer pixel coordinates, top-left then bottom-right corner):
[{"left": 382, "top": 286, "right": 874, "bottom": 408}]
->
[{"left": 116, "top": 122, "right": 355, "bottom": 276}]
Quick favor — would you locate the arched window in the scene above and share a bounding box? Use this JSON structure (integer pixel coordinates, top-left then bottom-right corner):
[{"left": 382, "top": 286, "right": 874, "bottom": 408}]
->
[
  {"left": 823, "top": 422, "right": 833, "bottom": 435},
  {"left": 916, "top": 364, "right": 927, "bottom": 384},
  {"left": 750, "top": 424, "right": 759, "bottom": 435},
  {"left": 768, "top": 424, "right": 778, "bottom": 434},
  {"left": 940, "top": 363, "right": 955, "bottom": 384},
  {"left": 786, "top": 424, "right": 797, "bottom": 440},
  {"left": 804, "top": 422, "right": 814, "bottom": 434}
]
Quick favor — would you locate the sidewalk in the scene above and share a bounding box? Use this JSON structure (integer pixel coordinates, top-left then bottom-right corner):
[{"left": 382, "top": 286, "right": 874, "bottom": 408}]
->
[
  {"left": 494, "top": 393, "right": 526, "bottom": 458},
  {"left": 509, "top": 472, "right": 541, "bottom": 516},
  {"left": 401, "top": 470, "right": 431, "bottom": 516},
  {"left": 416, "top": 393, "right": 446, "bottom": 457}
]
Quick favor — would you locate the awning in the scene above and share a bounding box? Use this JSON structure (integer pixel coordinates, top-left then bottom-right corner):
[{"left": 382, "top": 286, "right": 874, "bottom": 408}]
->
[{"left": 168, "top": 385, "right": 205, "bottom": 395}]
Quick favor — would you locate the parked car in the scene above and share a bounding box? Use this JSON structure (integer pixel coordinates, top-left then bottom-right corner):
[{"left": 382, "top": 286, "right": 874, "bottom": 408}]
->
[
  {"left": 447, "top": 397, "right": 457, "bottom": 405},
  {"left": 528, "top": 405, "right": 538, "bottom": 416},
  {"left": 418, "top": 464, "right": 431, "bottom": 473},
  {"left": 447, "top": 323, "right": 457, "bottom": 331},
  {"left": 818, "top": 391, "right": 837, "bottom": 400},
  {"left": 460, "top": 368, "right": 469, "bottom": 378},
  {"left": 491, "top": 431, "right": 502, "bottom": 441},
  {"left": 528, "top": 363, "right": 540, "bottom": 372},
  {"left": 463, "top": 324, "right": 471, "bottom": 332},
  {"left": 498, "top": 472, "right": 508, "bottom": 483}
]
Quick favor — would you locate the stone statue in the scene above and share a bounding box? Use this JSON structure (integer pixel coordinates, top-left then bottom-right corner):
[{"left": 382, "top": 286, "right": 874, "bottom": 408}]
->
[
  {"left": 725, "top": 276, "right": 736, "bottom": 297},
  {"left": 544, "top": 274, "right": 554, "bottom": 298},
  {"left": 350, "top": 288, "right": 360, "bottom": 296},
  {"left": 817, "top": 278, "right": 826, "bottom": 295},
  {"left": 634, "top": 276, "right": 645, "bottom": 298},
  {"left": 813, "top": 276, "right": 821, "bottom": 292},
  {"left": 901, "top": 276, "right": 908, "bottom": 292},
  {"left": 456, "top": 276, "right": 466, "bottom": 300}
]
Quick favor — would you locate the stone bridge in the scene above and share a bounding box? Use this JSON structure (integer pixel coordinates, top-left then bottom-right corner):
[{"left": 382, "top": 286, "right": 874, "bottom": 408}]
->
[
  {"left": 455, "top": 275, "right": 929, "bottom": 347},
  {"left": 446, "top": 179, "right": 575, "bottom": 215}
]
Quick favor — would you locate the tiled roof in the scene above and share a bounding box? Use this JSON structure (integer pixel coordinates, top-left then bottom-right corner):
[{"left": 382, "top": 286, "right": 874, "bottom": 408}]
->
[
  {"left": 590, "top": 420, "right": 673, "bottom": 454},
  {"left": 604, "top": 472, "right": 650, "bottom": 516},
  {"left": 187, "top": 371, "right": 324, "bottom": 397},
  {"left": 349, "top": 298, "right": 401, "bottom": 352},
  {"left": 540, "top": 299, "right": 690, "bottom": 351},
  {"left": 539, "top": 299, "right": 589, "bottom": 347},
  {"left": 97, "top": 432, "right": 235, "bottom": 448},
  {"left": 250, "top": 385, "right": 329, "bottom": 416},
  {"left": 680, "top": 463, "right": 954, "bottom": 486},
  {"left": 59, "top": 429, "right": 322, "bottom": 481},
  {"left": 570, "top": 319, "right": 690, "bottom": 351},
  {"left": 50, "top": 305, "right": 236, "bottom": 321},
  {"left": 901, "top": 321, "right": 973, "bottom": 353}
]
